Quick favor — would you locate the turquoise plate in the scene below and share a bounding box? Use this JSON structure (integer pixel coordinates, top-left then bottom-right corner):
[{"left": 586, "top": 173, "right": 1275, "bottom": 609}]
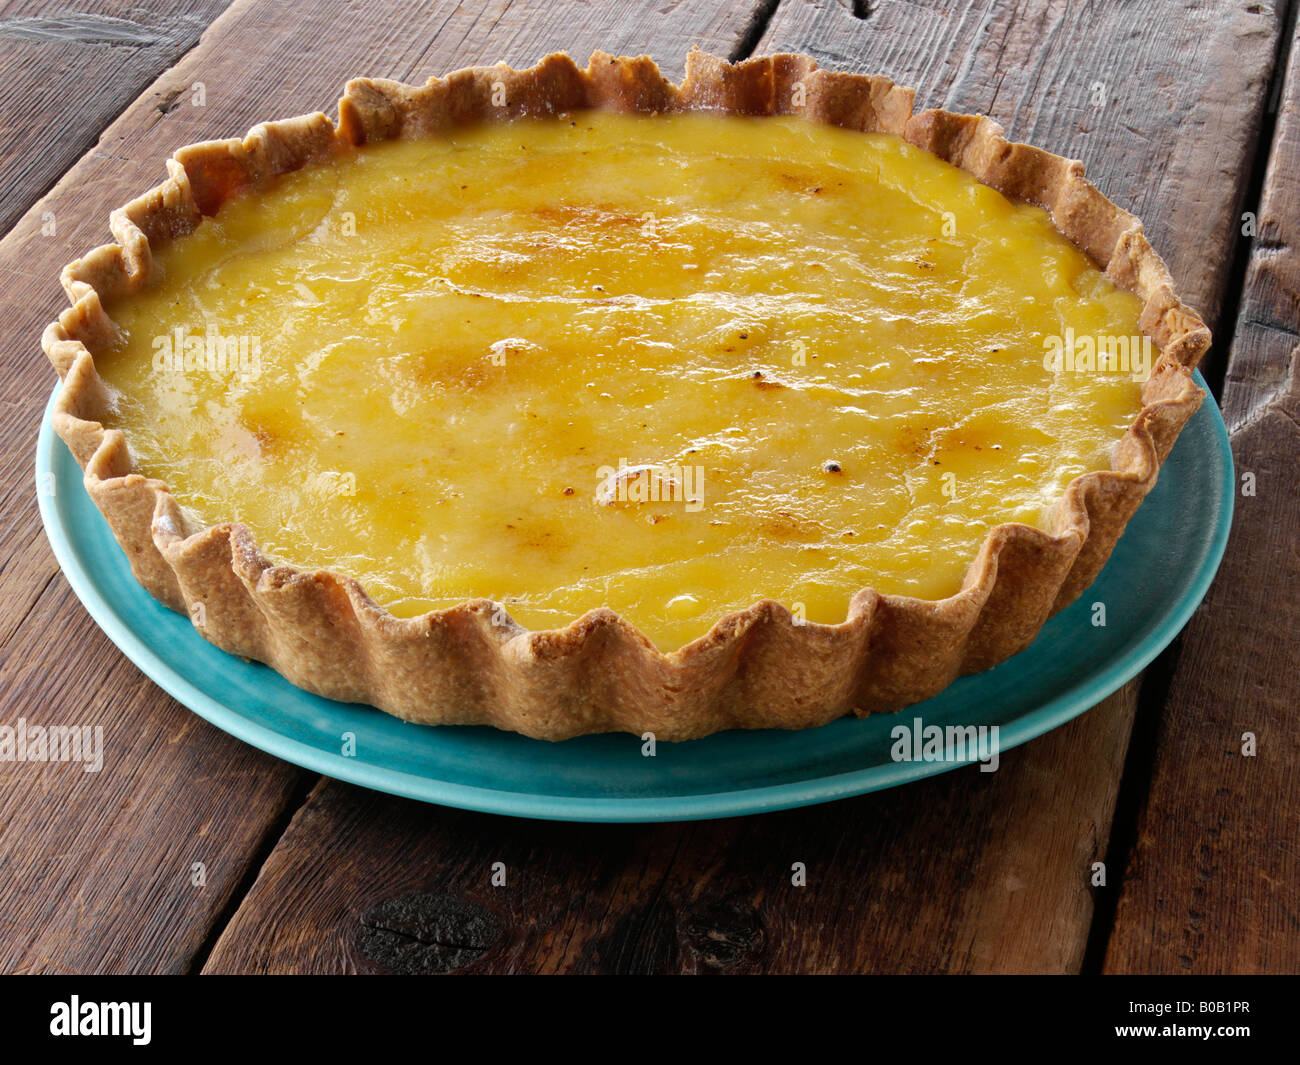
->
[{"left": 35, "top": 376, "right": 1233, "bottom": 822}]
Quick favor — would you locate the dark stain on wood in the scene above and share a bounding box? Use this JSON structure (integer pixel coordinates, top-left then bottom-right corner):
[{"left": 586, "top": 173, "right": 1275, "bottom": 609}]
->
[
  {"left": 678, "top": 895, "right": 767, "bottom": 972},
  {"left": 156, "top": 85, "right": 187, "bottom": 114},
  {"left": 355, "top": 893, "right": 505, "bottom": 975}
]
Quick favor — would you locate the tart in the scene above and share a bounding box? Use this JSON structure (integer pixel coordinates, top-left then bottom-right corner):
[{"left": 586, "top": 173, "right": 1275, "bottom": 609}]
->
[{"left": 43, "top": 51, "right": 1209, "bottom": 741}]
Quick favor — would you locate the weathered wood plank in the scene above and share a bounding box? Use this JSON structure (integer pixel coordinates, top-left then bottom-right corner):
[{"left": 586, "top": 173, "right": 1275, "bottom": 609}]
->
[
  {"left": 6, "top": 0, "right": 1284, "bottom": 975},
  {"left": 0, "top": 0, "right": 301, "bottom": 978},
  {"left": 0, "top": 572, "right": 307, "bottom": 973},
  {"left": 0, "top": 0, "right": 232, "bottom": 235},
  {"left": 1103, "top": 21, "right": 1300, "bottom": 974},
  {"left": 205, "top": 691, "right": 1134, "bottom": 974},
  {"left": 0, "top": 0, "right": 229, "bottom": 647},
  {"left": 0, "top": 0, "right": 777, "bottom": 974},
  {"left": 205, "top": 2, "right": 1283, "bottom": 974}
]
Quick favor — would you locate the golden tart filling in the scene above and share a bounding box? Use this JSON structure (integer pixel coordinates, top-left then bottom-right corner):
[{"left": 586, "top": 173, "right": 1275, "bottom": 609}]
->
[{"left": 96, "top": 109, "right": 1148, "bottom": 652}]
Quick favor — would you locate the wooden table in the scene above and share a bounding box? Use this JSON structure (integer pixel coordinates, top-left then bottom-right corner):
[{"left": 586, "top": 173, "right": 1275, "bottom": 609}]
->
[{"left": 0, "top": 0, "right": 1295, "bottom": 975}]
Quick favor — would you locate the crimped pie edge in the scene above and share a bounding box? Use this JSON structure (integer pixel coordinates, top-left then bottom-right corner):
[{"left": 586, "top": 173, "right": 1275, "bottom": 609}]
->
[{"left": 42, "top": 50, "right": 1211, "bottom": 741}]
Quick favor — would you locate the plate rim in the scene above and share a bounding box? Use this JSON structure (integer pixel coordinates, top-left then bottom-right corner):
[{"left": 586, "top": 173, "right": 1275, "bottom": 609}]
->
[{"left": 34, "top": 376, "right": 1234, "bottom": 822}]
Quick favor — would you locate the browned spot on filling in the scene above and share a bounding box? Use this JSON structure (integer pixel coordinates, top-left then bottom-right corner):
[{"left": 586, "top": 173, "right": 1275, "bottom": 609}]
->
[
  {"left": 891, "top": 421, "right": 934, "bottom": 460},
  {"left": 214, "top": 416, "right": 291, "bottom": 465},
  {"left": 769, "top": 165, "right": 839, "bottom": 197},
  {"left": 532, "top": 202, "right": 648, "bottom": 229},
  {"left": 750, "top": 369, "right": 787, "bottom": 390},
  {"left": 930, "top": 420, "right": 1009, "bottom": 458},
  {"left": 755, "top": 508, "right": 834, "bottom": 542},
  {"left": 400, "top": 344, "right": 527, "bottom": 393}
]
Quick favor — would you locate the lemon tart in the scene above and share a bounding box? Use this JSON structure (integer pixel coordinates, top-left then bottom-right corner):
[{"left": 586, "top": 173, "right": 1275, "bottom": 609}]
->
[{"left": 44, "top": 51, "right": 1209, "bottom": 740}]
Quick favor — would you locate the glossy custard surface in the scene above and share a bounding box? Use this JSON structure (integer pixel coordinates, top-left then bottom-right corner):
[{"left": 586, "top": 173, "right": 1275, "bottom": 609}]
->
[{"left": 98, "top": 112, "right": 1148, "bottom": 650}]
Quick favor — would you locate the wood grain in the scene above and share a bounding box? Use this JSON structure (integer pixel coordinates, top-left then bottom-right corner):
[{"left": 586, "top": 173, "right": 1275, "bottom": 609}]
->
[
  {"left": 204, "top": 2, "right": 1285, "bottom": 974},
  {"left": 0, "top": 576, "right": 307, "bottom": 973},
  {"left": 0, "top": 0, "right": 231, "bottom": 235},
  {"left": 205, "top": 691, "right": 1135, "bottom": 974},
  {"left": 2, "top": 0, "right": 1291, "bottom": 975},
  {"left": 0, "top": 0, "right": 781, "bottom": 974},
  {"left": 1103, "top": 18, "right": 1300, "bottom": 974},
  {"left": 0, "top": 0, "right": 298, "bottom": 978}
]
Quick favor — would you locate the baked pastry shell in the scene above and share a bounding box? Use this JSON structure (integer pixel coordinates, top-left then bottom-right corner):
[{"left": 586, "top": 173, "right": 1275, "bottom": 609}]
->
[{"left": 43, "top": 50, "right": 1210, "bottom": 740}]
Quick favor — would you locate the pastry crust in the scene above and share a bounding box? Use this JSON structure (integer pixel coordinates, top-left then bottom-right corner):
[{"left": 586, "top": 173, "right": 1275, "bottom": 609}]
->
[{"left": 42, "top": 50, "right": 1210, "bottom": 741}]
